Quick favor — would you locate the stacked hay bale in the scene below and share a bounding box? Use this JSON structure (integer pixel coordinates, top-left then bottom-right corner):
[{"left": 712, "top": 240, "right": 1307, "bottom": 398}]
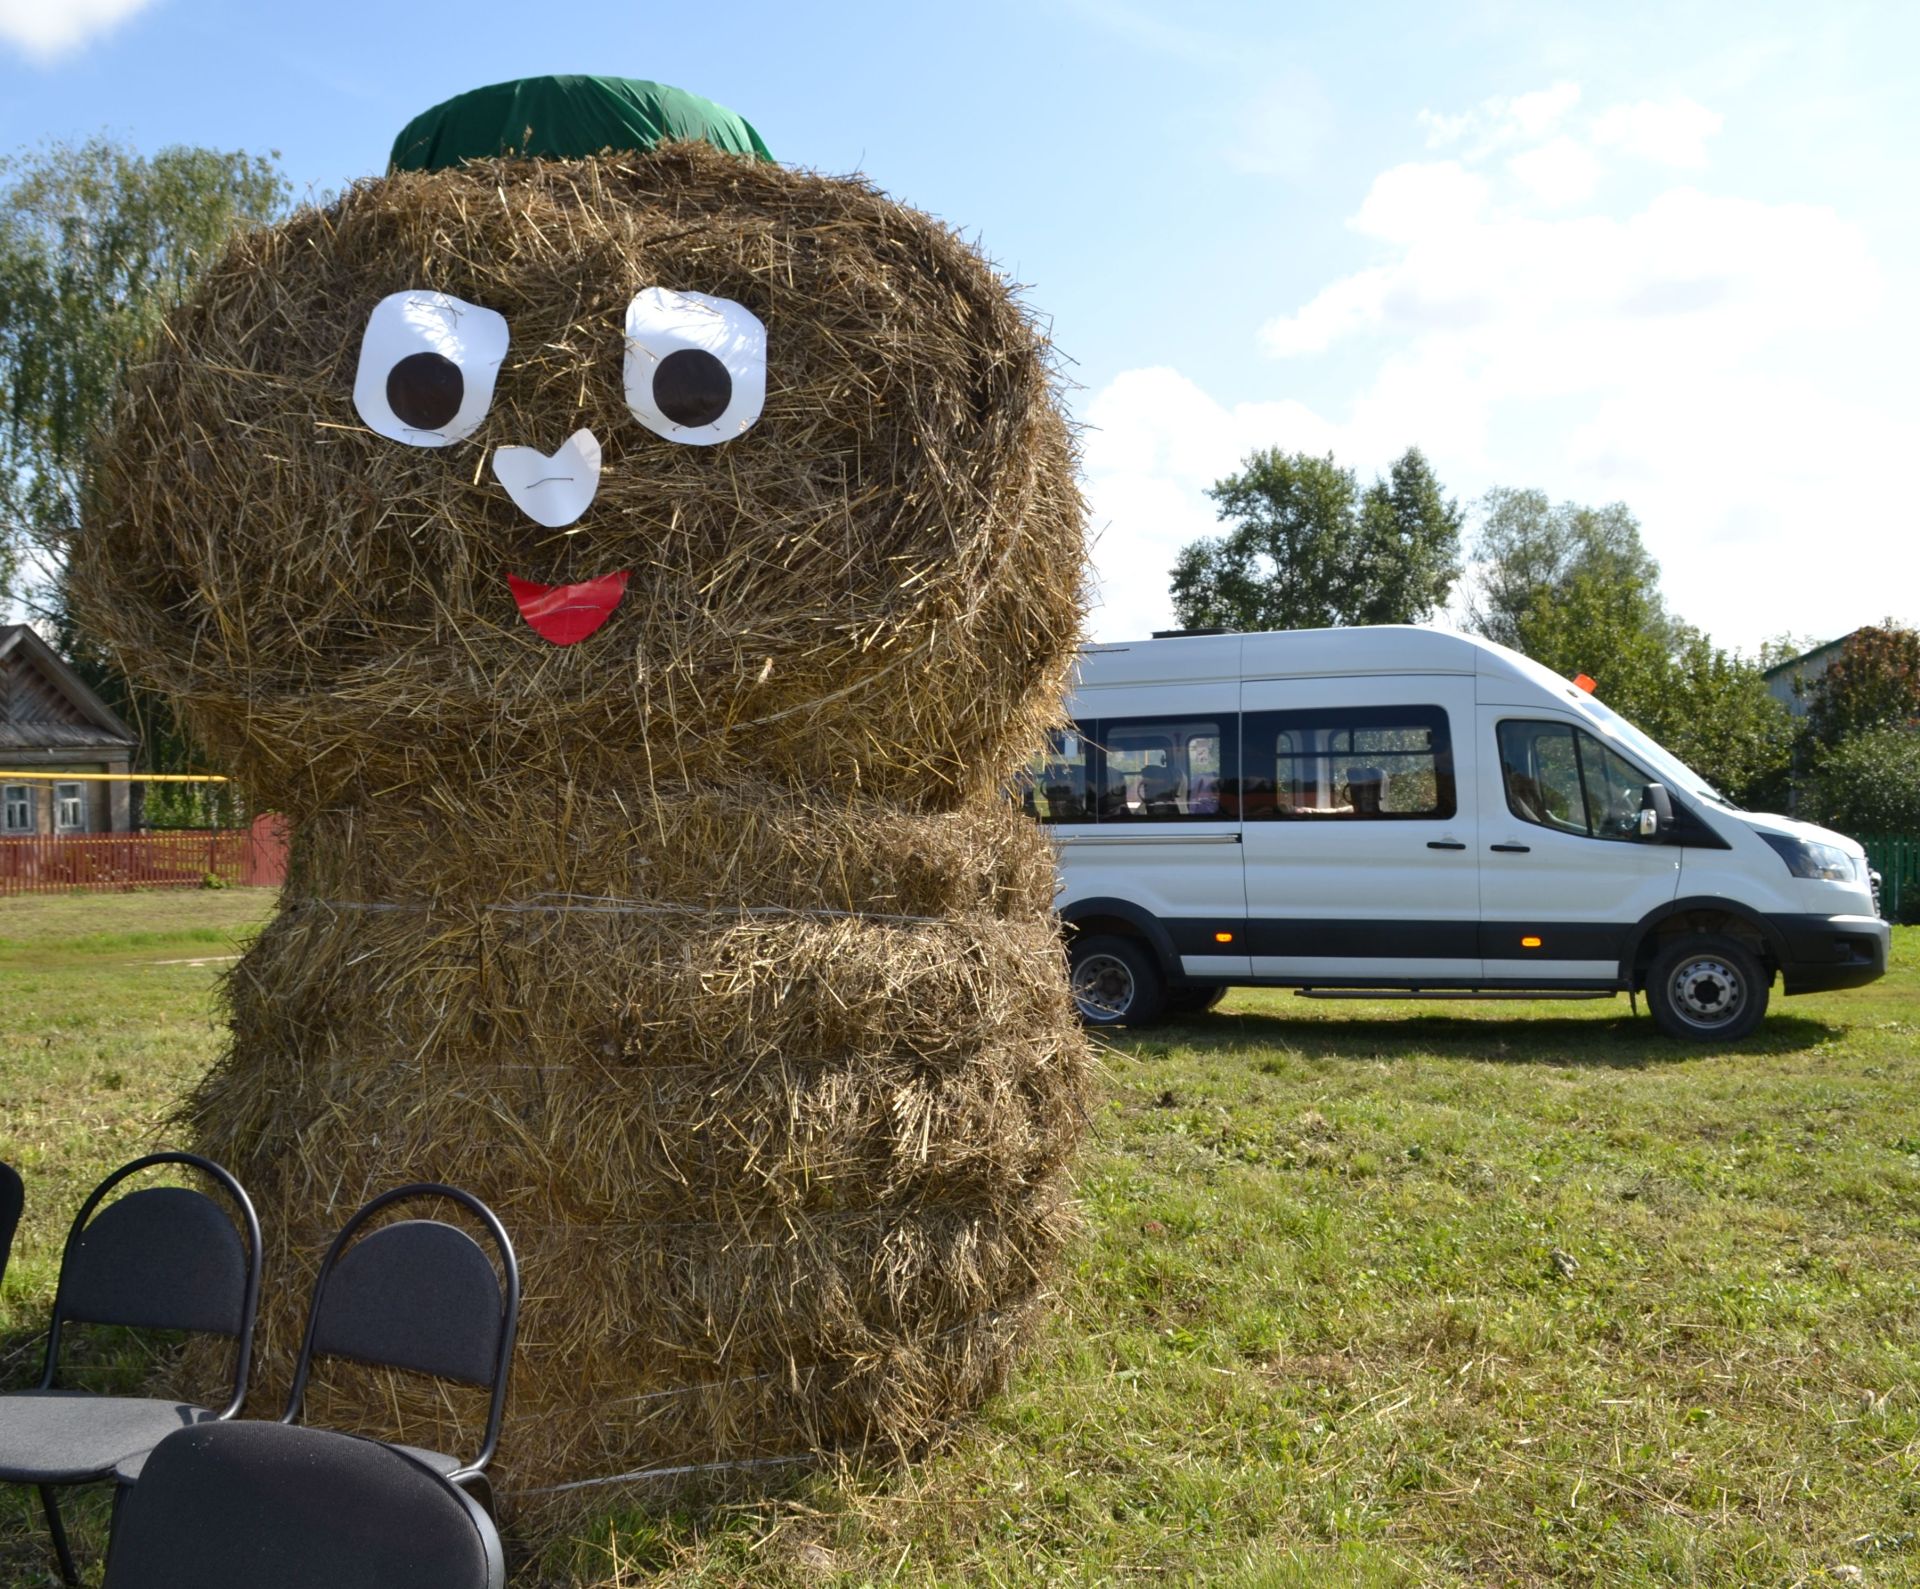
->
[{"left": 73, "top": 108, "right": 1090, "bottom": 1501}]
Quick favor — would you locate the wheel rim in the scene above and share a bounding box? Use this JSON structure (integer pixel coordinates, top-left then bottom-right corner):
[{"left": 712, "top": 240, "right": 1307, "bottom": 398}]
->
[
  {"left": 1072, "top": 952, "right": 1136, "bottom": 1021},
  {"left": 1668, "top": 955, "right": 1745, "bottom": 1027}
]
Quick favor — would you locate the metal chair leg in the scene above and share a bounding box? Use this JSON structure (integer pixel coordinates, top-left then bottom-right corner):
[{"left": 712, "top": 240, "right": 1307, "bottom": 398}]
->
[
  {"left": 107, "top": 1476, "right": 128, "bottom": 1569},
  {"left": 455, "top": 1468, "right": 496, "bottom": 1520},
  {"left": 38, "top": 1484, "right": 79, "bottom": 1586}
]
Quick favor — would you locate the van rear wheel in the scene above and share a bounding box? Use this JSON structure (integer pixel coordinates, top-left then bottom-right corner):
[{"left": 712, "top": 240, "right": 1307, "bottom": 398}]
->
[
  {"left": 1068, "top": 935, "right": 1166, "bottom": 1027},
  {"left": 1646, "top": 934, "right": 1769, "bottom": 1042}
]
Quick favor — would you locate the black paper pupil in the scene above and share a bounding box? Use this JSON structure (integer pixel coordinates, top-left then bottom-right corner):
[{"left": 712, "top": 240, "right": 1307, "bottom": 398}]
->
[
  {"left": 386, "top": 351, "right": 464, "bottom": 431},
  {"left": 653, "top": 349, "right": 733, "bottom": 429}
]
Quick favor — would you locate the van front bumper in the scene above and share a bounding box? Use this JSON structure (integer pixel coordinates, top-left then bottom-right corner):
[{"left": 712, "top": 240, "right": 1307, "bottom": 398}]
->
[{"left": 1769, "top": 912, "right": 1892, "bottom": 994}]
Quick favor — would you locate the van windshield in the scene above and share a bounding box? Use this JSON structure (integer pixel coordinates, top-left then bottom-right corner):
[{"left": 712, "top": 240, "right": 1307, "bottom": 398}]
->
[{"left": 1574, "top": 695, "right": 1730, "bottom": 807}]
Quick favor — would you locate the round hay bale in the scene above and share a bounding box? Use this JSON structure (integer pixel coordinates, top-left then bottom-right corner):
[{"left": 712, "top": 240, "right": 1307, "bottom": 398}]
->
[
  {"left": 79, "top": 145, "right": 1083, "bottom": 811},
  {"left": 74, "top": 139, "right": 1091, "bottom": 1503}
]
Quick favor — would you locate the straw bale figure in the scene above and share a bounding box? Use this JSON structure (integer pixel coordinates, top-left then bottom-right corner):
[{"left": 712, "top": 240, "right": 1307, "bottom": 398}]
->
[{"left": 73, "top": 79, "right": 1090, "bottom": 1503}]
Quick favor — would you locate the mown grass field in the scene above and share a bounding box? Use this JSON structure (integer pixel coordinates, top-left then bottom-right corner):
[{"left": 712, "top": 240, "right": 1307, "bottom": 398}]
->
[{"left": 2, "top": 889, "right": 1917, "bottom": 1586}]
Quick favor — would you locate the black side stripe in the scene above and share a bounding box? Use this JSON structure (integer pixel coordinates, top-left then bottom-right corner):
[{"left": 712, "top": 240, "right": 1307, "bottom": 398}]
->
[{"left": 1166, "top": 918, "right": 1630, "bottom": 961}]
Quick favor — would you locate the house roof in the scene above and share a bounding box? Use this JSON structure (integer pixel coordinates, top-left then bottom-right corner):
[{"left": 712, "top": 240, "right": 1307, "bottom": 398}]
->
[
  {"left": 1761, "top": 631, "right": 1856, "bottom": 682},
  {"left": 0, "top": 625, "right": 138, "bottom": 753}
]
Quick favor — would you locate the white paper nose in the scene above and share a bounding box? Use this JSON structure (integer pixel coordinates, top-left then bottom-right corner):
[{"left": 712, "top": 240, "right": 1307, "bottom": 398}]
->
[{"left": 492, "top": 428, "right": 602, "bottom": 528}]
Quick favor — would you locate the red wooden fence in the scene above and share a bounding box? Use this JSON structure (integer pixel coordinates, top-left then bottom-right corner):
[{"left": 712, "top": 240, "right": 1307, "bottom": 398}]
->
[{"left": 0, "top": 815, "right": 287, "bottom": 896}]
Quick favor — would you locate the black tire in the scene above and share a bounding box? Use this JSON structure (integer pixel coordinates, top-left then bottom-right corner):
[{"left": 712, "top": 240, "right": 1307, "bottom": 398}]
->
[
  {"left": 1645, "top": 933, "right": 1770, "bottom": 1042},
  {"left": 1164, "top": 985, "right": 1228, "bottom": 1017},
  {"left": 1068, "top": 934, "right": 1167, "bottom": 1027}
]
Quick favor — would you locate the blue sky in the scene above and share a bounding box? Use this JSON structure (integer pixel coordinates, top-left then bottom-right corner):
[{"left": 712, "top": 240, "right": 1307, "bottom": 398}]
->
[{"left": 3, "top": 0, "right": 1915, "bottom": 649}]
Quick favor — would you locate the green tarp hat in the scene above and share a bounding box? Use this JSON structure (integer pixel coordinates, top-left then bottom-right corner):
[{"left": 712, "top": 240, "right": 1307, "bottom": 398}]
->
[{"left": 390, "top": 75, "right": 772, "bottom": 172}]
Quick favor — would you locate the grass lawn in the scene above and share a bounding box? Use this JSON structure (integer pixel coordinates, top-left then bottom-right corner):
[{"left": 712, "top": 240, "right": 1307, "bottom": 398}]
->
[{"left": 3, "top": 889, "right": 1918, "bottom": 1586}]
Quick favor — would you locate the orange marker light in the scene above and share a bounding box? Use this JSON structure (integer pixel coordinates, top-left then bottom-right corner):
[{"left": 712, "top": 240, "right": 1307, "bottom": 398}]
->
[
  {"left": 1214, "top": 931, "right": 1234, "bottom": 944},
  {"left": 1521, "top": 935, "right": 1543, "bottom": 948},
  {"left": 1573, "top": 673, "right": 1597, "bottom": 693}
]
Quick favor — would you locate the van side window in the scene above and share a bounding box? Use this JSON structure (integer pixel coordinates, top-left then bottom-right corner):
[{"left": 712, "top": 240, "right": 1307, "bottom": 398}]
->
[
  {"left": 1497, "top": 720, "right": 1655, "bottom": 841},
  {"left": 1015, "top": 727, "right": 1092, "bottom": 823},
  {"left": 1243, "top": 706, "right": 1454, "bottom": 820},
  {"left": 1096, "top": 717, "right": 1231, "bottom": 821}
]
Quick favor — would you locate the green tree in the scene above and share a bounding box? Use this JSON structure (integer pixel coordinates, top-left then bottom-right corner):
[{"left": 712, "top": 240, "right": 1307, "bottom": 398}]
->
[
  {"left": 1170, "top": 446, "right": 1462, "bottom": 632},
  {"left": 1804, "top": 621, "right": 1920, "bottom": 750},
  {"left": 1504, "top": 565, "right": 1671, "bottom": 717},
  {"left": 0, "top": 137, "right": 286, "bottom": 779},
  {"left": 1467, "top": 488, "right": 1796, "bottom": 807},
  {"left": 1467, "top": 487, "right": 1673, "bottom": 653},
  {"left": 1654, "top": 628, "right": 1801, "bottom": 811},
  {"left": 1805, "top": 726, "right": 1920, "bottom": 840}
]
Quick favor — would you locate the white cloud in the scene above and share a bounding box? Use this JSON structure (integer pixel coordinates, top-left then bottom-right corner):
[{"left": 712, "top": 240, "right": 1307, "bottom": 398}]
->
[
  {"left": 1263, "top": 186, "right": 1878, "bottom": 375},
  {"left": 1592, "top": 97, "right": 1724, "bottom": 169},
  {"left": 1557, "top": 372, "right": 1920, "bottom": 647},
  {"left": 1506, "top": 135, "right": 1604, "bottom": 207},
  {"left": 1420, "top": 82, "right": 1581, "bottom": 155},
  {"left": 1080, "top": 87, "right": 1917, "bottom": 651},
  {"left": 1349, "top": 161, "right": 1490, "bottom": 243},
  {"left": 1079, "top": 363, "right": 1499, "bottom": 643},
  {"left": 1080, "top": 370, "right": 1342, "bottom": 642},
  {"left": 1257, "top": 266, "right": 1393, "bottom": 357},
  {"left": 0, "top": 0, "right": 155, "bottom": 61}
]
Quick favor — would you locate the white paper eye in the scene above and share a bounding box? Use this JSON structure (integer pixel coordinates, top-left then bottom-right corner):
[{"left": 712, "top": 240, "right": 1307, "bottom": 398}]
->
[
  {"left": 352, "top": 290, "right": 509, "bottom": 447},
  {"left": 623, "top": 288, "right": 766, "bottom": 446}
]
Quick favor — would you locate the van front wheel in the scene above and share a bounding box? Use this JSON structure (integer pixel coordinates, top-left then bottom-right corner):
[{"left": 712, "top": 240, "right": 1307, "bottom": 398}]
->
[
  {"left": 1646, "top": 934, "right": 1769, "bottom": 1042},
  {"left": 1068, "top": 935, "right": 1166, "bottom": 1027}
]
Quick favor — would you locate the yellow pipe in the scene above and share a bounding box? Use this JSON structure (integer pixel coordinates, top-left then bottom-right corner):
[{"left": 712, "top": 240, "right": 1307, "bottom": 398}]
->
[{"left": 0, "top": 772, "right": 229, "bottom": 782}]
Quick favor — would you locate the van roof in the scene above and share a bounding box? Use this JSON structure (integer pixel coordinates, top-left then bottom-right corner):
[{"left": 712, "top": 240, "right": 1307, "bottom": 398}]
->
[{"left": 1074, "top": 624, "right": 1568, "bottom": 690}]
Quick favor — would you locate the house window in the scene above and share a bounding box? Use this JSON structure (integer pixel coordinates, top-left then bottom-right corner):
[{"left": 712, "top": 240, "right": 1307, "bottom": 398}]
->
[
  {"left": 2, "top": 784, "right": 32, "bottom": 834},
  {"left": 55, "top": 782, "right": 86, "bottom": 832}
]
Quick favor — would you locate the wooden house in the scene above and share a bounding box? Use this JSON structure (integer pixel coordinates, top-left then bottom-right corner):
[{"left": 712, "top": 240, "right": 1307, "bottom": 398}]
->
[{"left": 0, "top": 625, "right": 139, "bottom": 835}]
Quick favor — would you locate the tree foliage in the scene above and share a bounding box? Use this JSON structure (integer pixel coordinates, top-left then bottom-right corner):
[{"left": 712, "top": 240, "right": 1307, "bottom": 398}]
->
[
  {"left": 0, "top": 137, "right": 286, "bottom": 775},
  {"left": 1467, "top": 487, "right": 1673, "bottom": 652},
  {"left": 1466, "top": 488, "right": 1796, "bottom": 807},
  {"left": 1804, "top": 621, "right": 1920, "bottom": 750},
  {"left": 1805, "top": 726, "right": 1920, "bottom": 839},
  {"left": 0, "top": 139, "right": 287, "bottom": 559},
  {"left": 1653, "top": 628, "right": 1802, "bottom": 812},
  {"left": 1170, "top": 446, "right": 1462, "bottom": 633}
]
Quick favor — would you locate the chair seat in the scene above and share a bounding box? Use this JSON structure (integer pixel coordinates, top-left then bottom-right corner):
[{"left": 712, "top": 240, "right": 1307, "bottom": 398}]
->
[
  {"left": 0, "top": 1390, "right": 218, "bottom": 1483},
  {"left": 114, "top": 1429, "right": 462, "bottom": 1486},
  {"left": 102, "top": 1422, "right": 503, "bottom": 1589}
]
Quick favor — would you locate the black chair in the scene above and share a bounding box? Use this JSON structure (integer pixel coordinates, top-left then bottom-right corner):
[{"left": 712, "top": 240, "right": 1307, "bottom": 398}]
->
[
  {"left": 0, "top": 1152, "right": 261, "bottom": 1585},
  {"left": 0, "top": 1160, "right": 22, "bottom": 1288},
  {"left": 102, "top": 1420, "right": 504, "bottom": 1589},
  {"left": 283, "top": 1183, "right": 518, "bottom": 1516}
]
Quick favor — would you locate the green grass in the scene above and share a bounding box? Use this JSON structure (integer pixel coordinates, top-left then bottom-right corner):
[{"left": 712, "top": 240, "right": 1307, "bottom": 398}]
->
[{"left": 3, "top": 892, "right": 1918, "bottom": 1585}]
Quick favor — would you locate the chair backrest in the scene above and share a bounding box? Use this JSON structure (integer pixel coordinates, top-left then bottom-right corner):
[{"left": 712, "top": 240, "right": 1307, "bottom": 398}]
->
[
  {"left": 101, "top": 1421, "right": 504, "bottom": 1589},
  {"left": 0, "top": 1161, "right": 21, "bottom": 1287},
  {"left": 42, "top": 1153, "right": 262, "bottom": 1418},
  {"left": 285, "top": 1183, "right": 519, "bottom": 1472}
]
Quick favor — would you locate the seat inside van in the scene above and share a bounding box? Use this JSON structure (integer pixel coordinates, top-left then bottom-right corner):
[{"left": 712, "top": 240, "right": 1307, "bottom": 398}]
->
[{"left": 1344, "top": 765, "right": 1384, "bottom": 816}]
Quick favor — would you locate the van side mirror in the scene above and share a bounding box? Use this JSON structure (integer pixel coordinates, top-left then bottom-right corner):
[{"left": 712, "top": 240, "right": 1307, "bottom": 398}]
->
[{"left": 1639, "top": 783, "right": 1674, "bottom": 838}]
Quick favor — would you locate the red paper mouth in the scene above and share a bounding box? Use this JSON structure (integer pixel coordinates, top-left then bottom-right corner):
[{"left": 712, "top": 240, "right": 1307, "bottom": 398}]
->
[{"left": 507, "top": 571, "right": 631, "bottom": 646}]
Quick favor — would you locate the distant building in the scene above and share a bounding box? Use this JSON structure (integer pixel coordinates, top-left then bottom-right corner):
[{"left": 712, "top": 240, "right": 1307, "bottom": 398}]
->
[
  {"left": 0, "top": 625, "right": 139, "bottom": 834},
  {"left": 1762, "top": 631, "right": 1861, "bottom": 719}
]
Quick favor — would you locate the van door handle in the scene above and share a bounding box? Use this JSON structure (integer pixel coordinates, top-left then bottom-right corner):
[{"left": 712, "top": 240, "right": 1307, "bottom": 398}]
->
[
  {"left": 1489, "top": 842, "right": 1532, "bottom": 853},
  {"left": 1426, "top": 840, "right": 1467, "bottom": 850}
]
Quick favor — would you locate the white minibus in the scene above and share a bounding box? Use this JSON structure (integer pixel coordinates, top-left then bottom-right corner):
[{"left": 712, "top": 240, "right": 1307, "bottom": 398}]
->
[{"left": 1024, "top": 626, "right": 1888, "bottom": 1040}]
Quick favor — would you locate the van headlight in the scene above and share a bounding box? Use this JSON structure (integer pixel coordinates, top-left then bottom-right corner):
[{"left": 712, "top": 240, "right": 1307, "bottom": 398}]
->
[{"left": 1759, "top": 831, "right": 1857, "bottom": 882}]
